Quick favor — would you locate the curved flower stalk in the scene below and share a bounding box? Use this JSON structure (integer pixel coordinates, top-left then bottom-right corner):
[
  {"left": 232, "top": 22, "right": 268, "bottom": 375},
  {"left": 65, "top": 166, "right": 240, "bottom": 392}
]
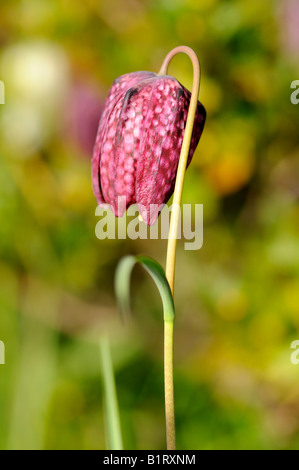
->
[{"left": 92, "top": 46, "right": 205, "bottom": 450}]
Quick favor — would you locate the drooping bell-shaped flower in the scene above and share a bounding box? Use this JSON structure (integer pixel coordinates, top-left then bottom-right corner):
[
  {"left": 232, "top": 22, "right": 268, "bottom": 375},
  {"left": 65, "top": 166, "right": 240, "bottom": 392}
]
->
[{"left": 92, "top": 70, "right": 206, "bottom": 225}]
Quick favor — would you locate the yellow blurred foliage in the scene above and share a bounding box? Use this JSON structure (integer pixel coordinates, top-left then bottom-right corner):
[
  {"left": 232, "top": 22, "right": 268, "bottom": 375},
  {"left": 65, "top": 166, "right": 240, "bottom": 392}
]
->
[
  {"left": 204, "top": 151, "right": 255, "bottom": 195},
  {"left": 199, "top": 77, "right": 223, "bottom": 115},
  {"left": 232, "top": 62, "right": 274, "bottom": 103},
  {"left": 175, "top": 13, "right": 206, "bottom": 42},
  {"left": 216, "top": 288, "right": 248, "bottom": 322}
]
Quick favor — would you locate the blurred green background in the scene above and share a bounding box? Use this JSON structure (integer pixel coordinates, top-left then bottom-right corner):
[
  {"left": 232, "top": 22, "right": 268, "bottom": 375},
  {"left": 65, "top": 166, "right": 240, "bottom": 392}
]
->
[{"left": 0, "top": 0, "right": 299, "bottom": 450}]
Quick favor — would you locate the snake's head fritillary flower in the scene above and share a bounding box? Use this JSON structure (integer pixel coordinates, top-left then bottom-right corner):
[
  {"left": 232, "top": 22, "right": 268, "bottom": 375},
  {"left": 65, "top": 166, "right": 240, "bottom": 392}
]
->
[{"left": 92, "top": 71, "right": 206, "bottom": 225}]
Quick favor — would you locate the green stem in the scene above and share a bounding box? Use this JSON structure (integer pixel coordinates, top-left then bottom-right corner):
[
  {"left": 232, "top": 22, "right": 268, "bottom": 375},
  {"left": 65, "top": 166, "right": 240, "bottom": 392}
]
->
[
  {"left": 100, "top": 334, "right": 123, "bottom": 450},
  {"left": 164, "top": 320, "right": 175, "bottom": 449},
  {"left": 159, "top": 46, "right": 201, "bottom": 450}
]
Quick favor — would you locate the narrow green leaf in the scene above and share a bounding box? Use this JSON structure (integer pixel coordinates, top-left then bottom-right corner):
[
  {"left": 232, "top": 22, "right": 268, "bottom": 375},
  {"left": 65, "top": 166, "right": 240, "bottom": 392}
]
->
[
  {"left": 99, "top": 334, "right": 123, "bottom": 450},
  {"left": 115, "top": 255, "right": 175, "bottom": 323}
]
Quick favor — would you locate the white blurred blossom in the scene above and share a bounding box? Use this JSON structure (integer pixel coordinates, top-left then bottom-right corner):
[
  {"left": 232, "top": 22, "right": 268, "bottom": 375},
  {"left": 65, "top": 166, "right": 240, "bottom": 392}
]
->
[{"left": 0, "top": 41, "right": 69, "bottom": 157}]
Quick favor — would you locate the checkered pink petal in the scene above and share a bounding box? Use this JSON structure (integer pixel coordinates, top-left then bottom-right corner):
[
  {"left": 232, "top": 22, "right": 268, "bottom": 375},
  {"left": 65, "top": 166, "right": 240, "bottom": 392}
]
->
[{"left": 92, "top": 71, "right": 206, "bottom": 224}]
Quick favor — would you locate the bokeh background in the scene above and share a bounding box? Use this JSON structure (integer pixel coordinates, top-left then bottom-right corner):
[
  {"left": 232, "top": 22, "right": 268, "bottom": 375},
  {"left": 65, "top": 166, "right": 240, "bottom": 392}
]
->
[{"left": 0, "top": 0, "right": 299, "bottom": 450}]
